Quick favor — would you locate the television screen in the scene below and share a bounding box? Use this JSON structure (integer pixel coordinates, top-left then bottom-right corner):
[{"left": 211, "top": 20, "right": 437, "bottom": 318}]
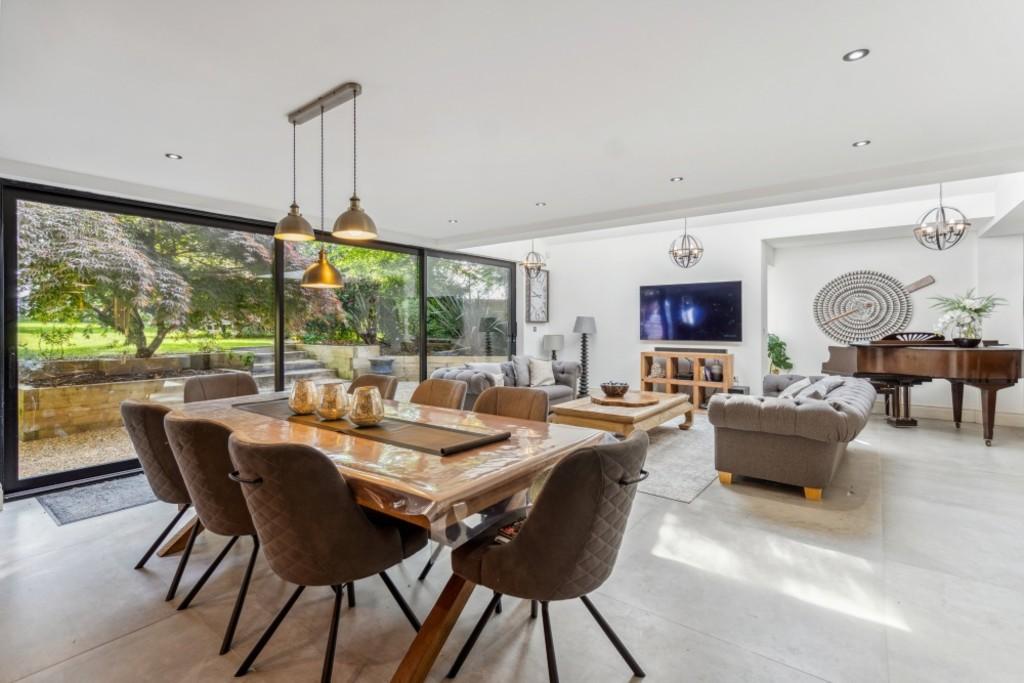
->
[{"left": 640, "top": 281, "right": 742, "bottom": 341}]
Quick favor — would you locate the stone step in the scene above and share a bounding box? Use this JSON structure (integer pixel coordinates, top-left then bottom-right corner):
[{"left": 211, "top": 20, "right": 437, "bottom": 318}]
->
[
  {"left": 251, "top": 359, "right": 325, "bottom": 373},
  {"left": 252, "top": 367, "right": 338, "bottom": 389},
  {"left": 243, "top": 350, "right": 308, "bottom": 361}
]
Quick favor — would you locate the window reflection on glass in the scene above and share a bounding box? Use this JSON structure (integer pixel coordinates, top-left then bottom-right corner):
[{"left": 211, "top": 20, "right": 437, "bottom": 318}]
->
[
  {"left": 15, "top": 200, "right": 274, "bottom": 480},
  {"left": 426, "top": 255, "right": 512, "bottom": 372},
  {"left": 283, "top": 241, "right": 420, "bottom": 388}
]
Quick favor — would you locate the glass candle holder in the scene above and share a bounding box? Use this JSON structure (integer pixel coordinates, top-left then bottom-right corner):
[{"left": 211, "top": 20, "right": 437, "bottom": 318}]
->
[
  {"left": 288, "top": 378, "right": 318, "bottom": 415},
  {"left": 315, "top": 382, "right": 348, "bottom": 421},
  {"left": 349, "top": 385, "right": 384, "bottom": 426}
]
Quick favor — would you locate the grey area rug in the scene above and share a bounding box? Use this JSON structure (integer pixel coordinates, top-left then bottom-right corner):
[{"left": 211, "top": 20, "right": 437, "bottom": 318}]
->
[
  {"left": 638, "top": 414, "right": 717, "bottom": 503},
  {"left": 36, "top": 474, "right": 156, "bottom": 525}
]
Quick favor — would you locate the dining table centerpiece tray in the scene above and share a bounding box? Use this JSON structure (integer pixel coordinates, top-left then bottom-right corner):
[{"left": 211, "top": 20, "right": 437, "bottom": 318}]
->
[{"left": 233, "top": 397, "right": 511, "bottom": 456}]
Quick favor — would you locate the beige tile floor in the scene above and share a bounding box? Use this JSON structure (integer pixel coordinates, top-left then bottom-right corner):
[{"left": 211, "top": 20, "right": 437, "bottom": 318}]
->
[{"left": 1, "top": 415, "right": 1022, "bottom": 682}]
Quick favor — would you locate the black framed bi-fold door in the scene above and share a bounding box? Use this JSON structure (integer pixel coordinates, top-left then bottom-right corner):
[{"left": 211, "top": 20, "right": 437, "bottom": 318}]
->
[{"left": 0, "top": 182, "right": 278, "bottom": 497}]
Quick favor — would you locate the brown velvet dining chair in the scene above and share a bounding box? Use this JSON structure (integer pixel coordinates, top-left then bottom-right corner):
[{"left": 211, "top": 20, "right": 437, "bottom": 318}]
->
[
  {"left": 163, "top": 413, "right": 260, "bottom": 655},
  {"left": 183, "top": 371, "right": 259, "bottom": 403},
  {"left": 410, "top": 378, "right": 468, "bottom": 410},
  {"left": 119, "top": 400, "right": 193, "bottom": 589},
  {"left": 417, "top": 385, "right": 551, "bottom": 583},
  {"left": 445, "top": 430, "right": 650, "bottom": 682},
  {"left": 348, "top": 373, "right": 398, "bottom": 400},
  {"left": 227, "top": 435, "right": 427, "bottom": 683},
  {"left": 472, "top": 386, "right": 550, "bottom": 422}
]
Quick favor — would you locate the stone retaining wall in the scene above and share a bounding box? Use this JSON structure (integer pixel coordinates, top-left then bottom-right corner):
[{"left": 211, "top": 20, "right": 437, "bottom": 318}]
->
[{"left": 19, "top": 378, "right": 167, "bottom": 441}]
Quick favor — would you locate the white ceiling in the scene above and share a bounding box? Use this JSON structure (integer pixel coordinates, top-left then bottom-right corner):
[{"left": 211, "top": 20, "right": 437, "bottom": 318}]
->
[{"left": 2, "top": 0, "right": 1024, "bottom": 248}]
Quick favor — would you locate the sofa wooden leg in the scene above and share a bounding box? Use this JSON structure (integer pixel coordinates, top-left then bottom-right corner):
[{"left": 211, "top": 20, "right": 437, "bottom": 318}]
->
[
  {"left": 803, "top": 487, "right": 823, "bottom": 501},
  {"left": 718, "top": 472, "right": 732, "bottom": 486}
]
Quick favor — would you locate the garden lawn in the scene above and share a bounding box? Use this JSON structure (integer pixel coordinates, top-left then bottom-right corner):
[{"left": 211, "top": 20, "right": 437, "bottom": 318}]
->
[{"left": 17, "top": 321, "right": 272, "bottom": 359}]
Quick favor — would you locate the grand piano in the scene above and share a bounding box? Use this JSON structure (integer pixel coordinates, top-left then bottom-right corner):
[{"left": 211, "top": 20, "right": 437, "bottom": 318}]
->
[{"left": 822, "top": 339, "right": 1022, "bottom": 446}]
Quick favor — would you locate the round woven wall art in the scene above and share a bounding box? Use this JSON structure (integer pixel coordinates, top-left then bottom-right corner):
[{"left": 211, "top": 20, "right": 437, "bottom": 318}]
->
[{"left": 812, "top": 270, "right": 912, "bottom": 343}]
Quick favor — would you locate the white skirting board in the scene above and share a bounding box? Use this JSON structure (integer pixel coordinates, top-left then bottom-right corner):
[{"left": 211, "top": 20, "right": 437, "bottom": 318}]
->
[{"left": 871, "top": 399, "right": 1024, "bottom": 429}]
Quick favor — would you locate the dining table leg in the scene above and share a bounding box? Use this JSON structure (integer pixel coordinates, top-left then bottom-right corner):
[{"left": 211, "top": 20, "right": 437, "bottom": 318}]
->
[
  {"left": 391, "top": 573, "right": 476, "bottom": 683},
  {"left": 157, "top": 513, "right": 204, "bottom": 557}
]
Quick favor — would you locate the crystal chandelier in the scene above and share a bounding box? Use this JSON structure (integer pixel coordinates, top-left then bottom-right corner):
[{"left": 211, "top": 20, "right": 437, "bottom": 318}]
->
[
  {"left": 914, "top": 183, "right": 969, "bottom": 251},
  {"left": 668, "top": 218, "right": 703, "bottom": 268}
]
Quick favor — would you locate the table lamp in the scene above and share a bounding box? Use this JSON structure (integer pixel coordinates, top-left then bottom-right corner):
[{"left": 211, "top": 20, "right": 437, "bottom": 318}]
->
[{"left": 541, "top": 334, "right": 564, "bottom": 361}]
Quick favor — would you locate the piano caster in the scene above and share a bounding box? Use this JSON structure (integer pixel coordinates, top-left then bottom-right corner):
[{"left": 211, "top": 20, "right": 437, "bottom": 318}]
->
[
  {"left": 955, "top": 422, "right": 961, "bottom": 430},
  {"left": 985, "top": 439, "right": 992, "bottom": 447},
  {"left": 886, "top": 417, "right": 917, "bottom": 428}
]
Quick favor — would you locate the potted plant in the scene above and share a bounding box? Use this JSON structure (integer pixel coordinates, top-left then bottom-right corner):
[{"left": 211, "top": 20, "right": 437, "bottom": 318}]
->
[
  {"left": 932, "top": 289, "right": 1006, "bottom": 347},
  {"left": 767, "top": 333, "right": 794, "bottom": 374}
]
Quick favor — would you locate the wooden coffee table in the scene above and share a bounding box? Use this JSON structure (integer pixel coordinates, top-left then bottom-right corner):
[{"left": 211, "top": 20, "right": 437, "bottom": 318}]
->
[{"left": 550, "top": 391, "right": 693, "bottom": 436}]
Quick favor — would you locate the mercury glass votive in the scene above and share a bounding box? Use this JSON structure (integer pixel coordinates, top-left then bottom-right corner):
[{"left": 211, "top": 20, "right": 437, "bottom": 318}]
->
[
  {"left": 288, "top": 378, "right": 318, "bottom": 415},
  {"left": 348, "top": 385, "right": 384, "bottom": 426},
  {"left": 315, "top": 382, "right": 348, "bottom": 421}
]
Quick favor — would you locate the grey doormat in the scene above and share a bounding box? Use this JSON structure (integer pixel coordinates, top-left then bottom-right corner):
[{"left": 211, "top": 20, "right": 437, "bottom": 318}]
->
[
  {"left": 36, "top": 474, "right": 157, "bottom": 525},
  {"left": 638, "top": 414, "right": 717, "bottom": 503}
]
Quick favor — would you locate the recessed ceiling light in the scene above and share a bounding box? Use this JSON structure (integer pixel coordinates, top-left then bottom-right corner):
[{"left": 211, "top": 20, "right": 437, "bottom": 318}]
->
[
  {"left": 535, "top": 202, "right": 547, "bottom": 207},
  {"left": 852, "top": 139, "right": 871, "bottom": 147},
  {"left": 164, "top": 153, "right": 183, "bottom": 160},
  {"left": 448, "top": 219, "right": 459, "bottom": 224},
  {"left": 669, "top": 176, "right": 685, "bottom": 183},
  {"left": 842, "top": 48, "right": 870, "bottom": 62}
]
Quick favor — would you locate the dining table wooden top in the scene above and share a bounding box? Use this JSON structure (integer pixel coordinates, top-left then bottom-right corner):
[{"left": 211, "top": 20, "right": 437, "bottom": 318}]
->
[{"left": 172, "top": 391, "right": 607, "bottom": 534}]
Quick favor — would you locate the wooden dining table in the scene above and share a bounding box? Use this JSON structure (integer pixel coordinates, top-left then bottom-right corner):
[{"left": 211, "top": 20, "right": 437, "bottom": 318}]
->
[{"left": 168, "top": 391, "right": 607, "bottom": 682}]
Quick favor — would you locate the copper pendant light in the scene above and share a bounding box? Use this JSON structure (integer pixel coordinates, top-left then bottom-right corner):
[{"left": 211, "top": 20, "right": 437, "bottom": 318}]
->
[
  {"left": 301, "top": 107, "right": 343, "bottom": 289},
  {"left": 274, "top": 121, "right": 314, "bottom": 241},
  {"left": 332, "top": 90, "right": 379, "bottom": 240}
]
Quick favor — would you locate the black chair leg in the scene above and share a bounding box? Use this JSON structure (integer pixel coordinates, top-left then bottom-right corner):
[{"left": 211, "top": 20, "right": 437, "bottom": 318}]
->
[
  {"left": 541, "top": 601, "right": 559, "bottom": 683},
  {"left": 346, "top": 582, "right": 355, "bottom": 608},
  {"left": 322, "top": 585, "right": 343, "bottom": 683},
  {"left": 417, "top": 542, "right": 444, "bottom": 581},
  {"left": 379, "top": 571, "right": 421, "bottom": 631},
  {"left": 446, "top": 592, "right": 502, "bottom": 678},
  {"left": 178, "top": 535, "right": 239, "bottom": 610},
  {"left": 531, "top": 600, "right": 538, "bottom": 619},
  {"left": 580, "top": 595, "right": 645, "bottom": 677},
  {"left": 220, "top": 535, "right": 260, "bottom": 655},
  {"left": 135, "top": 504, "right": 190, "bottom": 569},
  {"left": 235, "top": 584, "right": 305, "bottom": 677},
  {"left": 165, "top": 521, "right": 200, "bottom": 601}
]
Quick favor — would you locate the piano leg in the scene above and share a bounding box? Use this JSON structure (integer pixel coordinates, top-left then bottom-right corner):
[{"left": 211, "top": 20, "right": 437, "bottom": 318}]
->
[
  {"left": 950, "top": 380, "right": 964, "bottom": 429},
  {"left": 886, "top": 382, "right": 918, "bottom": 428},
  {"left": 965, "top": 381, "right": 1015, "bottom": 447}
]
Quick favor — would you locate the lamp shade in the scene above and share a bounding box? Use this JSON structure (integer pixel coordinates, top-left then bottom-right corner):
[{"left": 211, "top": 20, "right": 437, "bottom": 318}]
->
[
  {"left": 275, "top": 203, "right": 315, "bottom": 241},
  {"left": 332, "top": 196, "right": 378, "bottom": 240},
  {"left": 573, "top": 316, "right": 596, "bottom": 335},
  {"left": 541, "top": 334, "right": 564, "bottom": 352},
  {"left": 300, "top": 248, "right": 344, "bottom": 288}
]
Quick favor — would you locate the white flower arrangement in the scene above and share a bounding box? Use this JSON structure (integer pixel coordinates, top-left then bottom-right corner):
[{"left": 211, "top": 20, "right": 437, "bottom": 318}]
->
[{"left": 931, "top": 289, "right": 1005, "bottom": 339}]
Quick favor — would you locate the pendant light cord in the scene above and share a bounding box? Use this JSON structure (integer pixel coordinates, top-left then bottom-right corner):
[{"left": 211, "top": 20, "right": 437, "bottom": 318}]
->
[
  {"left": 291, "top": 121, "right": 297, "bottom": 204},
  {"left": 320, "top": 105, "right": 325, "bottom": 231},
  {"left": 352, "top": 92, "right": 358, "bottom": 197}
]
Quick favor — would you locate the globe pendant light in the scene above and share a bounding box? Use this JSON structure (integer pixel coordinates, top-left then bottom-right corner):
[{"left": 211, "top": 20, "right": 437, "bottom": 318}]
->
[
  {"left": 519, "top": 239, "right": 546, "bottom": 278},
  {"left": 332, "top": 90, "right": 378, "bottom": 240},
  {"left": 914, "top": 183, "right": 969, "bottom": 251},
  {"left": 301, "top": 106, "right": 343, "bottom": 289},
  {"left": 669, "top": 217, "right": 703, "bottom": 268},
  {"left": 274, "top": 121, "right": 315, "bottom": 241}
]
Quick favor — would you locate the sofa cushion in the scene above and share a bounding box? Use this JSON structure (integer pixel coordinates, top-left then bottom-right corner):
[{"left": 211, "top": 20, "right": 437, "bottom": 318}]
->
[
  {"left": 467, "top": 362, "right": 505, "bottom": 387},
  {"left": 510, "top": 355, "right": 531, "bottom": 387},
  {"left": 528, "top": 358, "right": 555, "bottom": 387},
  {"left": 540, "top": 384, "right": 574, "bottom": 404},
  {"left": 779, "top": 377, "right": 811, "bottom": 398}
]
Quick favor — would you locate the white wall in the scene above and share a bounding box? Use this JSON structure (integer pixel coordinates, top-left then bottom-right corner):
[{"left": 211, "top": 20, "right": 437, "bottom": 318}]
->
[{"left": 470, "top": 185, "right": 1024, "bottom": 423}]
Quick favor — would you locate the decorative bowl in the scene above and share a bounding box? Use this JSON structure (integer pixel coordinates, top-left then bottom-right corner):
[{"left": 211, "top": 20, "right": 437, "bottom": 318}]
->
[
  {"left": 600, "top": 382, "right": 630, "bottom": 398},
  {"left": 952, "top": 338, "right": 981, "bottom": 348},
  {"left": 348, "top": 386, "right": 385, "bottom": 426},
  {"left": 288, "top": 378, "right": 318, "bottom": 415},
  {"left": 315, "top": 383, "right": 348, "bottom": 421}
]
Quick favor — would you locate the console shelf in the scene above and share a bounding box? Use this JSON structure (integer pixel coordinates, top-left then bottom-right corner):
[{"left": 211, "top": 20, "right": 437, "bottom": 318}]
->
[{"left": 640, "top": 350, "right": 734, "bottom": 408}]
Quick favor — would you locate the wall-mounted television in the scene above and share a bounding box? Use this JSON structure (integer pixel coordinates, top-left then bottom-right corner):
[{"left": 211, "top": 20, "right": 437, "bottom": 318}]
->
[{"left": 640, "top": 281, "right": 742, "bottom": 342}]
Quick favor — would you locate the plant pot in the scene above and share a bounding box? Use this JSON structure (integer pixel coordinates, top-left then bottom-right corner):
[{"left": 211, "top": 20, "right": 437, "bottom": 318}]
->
[{"left": 952, "top": 338, "right": 981, "bottom": 348}]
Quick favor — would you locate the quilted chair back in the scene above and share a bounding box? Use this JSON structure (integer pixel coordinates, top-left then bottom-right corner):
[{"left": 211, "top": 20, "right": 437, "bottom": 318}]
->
[
  {"left": 473, "top": 386, "right": 549, "bottom": 422},
  {"left": 120, "top": 400, "right": 190, "bottom": 505},
  {"left": 183, "top": 372, "right": 259, "bottom": 403},
  {"left": 410, "top": 378, "right": 468, "bottom": 410},
  {"left": 163, "top": 414, "right": 255, "bottom": 537},
  {"left": 455, "top": 430, "right": 648, "bottom": 601},
  {"left": 227, "top": 435, "right": 405, "bottom": 587},
  {"left": 348, "top": 374, "right": 398, "bottom": 400}
]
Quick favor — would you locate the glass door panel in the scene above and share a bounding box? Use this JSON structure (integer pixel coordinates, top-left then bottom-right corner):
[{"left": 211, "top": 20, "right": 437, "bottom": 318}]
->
[{"left": 9, "top": 196, "right": 273, "bottom": 487}]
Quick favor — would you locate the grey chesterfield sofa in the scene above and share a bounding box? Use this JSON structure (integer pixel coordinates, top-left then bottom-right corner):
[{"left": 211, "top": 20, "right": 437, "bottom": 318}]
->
[
  {"left": 431, "top": 358, "right": 580, "bottom": 410},
  {"left": 707, "top": 374, "right": 876, "bottom": 500}
]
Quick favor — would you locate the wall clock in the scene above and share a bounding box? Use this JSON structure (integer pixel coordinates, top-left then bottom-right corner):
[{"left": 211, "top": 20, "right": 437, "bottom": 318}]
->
[{"left": 526, "top": 269, "right": 549, "bottom": 323}]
